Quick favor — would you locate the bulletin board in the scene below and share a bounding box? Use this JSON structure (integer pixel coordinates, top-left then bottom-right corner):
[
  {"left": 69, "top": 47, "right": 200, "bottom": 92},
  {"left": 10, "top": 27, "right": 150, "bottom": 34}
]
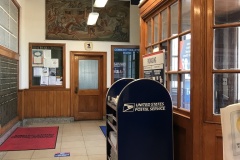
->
[{"left": 29, "top": 43, "right": 66, "bottom": 88}]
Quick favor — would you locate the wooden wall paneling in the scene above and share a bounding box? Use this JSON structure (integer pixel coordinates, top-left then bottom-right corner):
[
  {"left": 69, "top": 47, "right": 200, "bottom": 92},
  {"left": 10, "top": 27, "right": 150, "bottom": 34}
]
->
[
  {"left": 18, "top": 90, "right": 24, "bottom": 120},
  {"left": 54, "top": 91, "right": 61, "bottom": 117},
  {"left": 47, "top": 91, "right": 56, "bottom": 117},
  {"left": 215, "top": 128, "right": 223, "bottom": 160},
  {"left": 55, "top": 92, "right": 62, "bottom": 117},
  {"left": 0, "top": 47, "right": 19, "bottom": 60},
  {"left": 60, "top": 90, "right": 70, "bottom": 117},
  {"left": 140, "top": 0, "right": 169, "bottom": 19},
  {"left": 34, "top": 91, "right": 42, "bottom": 117},
  {"left": 41, "top": 91, "right": 48, "bottom": 117},
  {"left": 203, "top": 124, "right": 223, "bottom": 160},
  {"left": 174, "top": 125, "right": 186, "bottom": 160},
  {"left": 24, "top": 90, "right": 35, "bottom": 118},
  {"left": 173, "top": 114, "right": 192, "bottom": 160},
  {"left": 60, "top": 91, "right": 71, "bottom": 117},
  {"left": 191, "top": 0, "right": 206, "bottom": 159},
  {"left": 139, "top": 17, "right": 145, "bottom": 78},
  {"left": 0, "top": 117, "right": 19, "bottom": 136},
  {"left": 205, "top": 0, "right": 217, "bottom": 123},
  {"left": 23, "top": 90, "right": 71, "bottom": 118}
]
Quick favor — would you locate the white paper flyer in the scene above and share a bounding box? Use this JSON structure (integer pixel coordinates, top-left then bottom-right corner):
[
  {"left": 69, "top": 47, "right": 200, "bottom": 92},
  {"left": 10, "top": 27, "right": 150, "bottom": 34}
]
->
[{"left": 221, "top": 103, "right": 240, "bottom": 160}]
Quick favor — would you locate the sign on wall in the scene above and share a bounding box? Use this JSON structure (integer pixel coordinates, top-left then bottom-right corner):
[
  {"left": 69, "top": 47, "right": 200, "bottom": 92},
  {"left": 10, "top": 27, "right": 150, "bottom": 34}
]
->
[{"left": 143, "top": 51, "right": 165, "bottom": 85}]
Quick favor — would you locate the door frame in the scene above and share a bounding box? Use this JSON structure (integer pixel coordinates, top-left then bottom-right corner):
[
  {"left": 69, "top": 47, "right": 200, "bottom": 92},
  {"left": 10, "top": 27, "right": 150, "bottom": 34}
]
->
[{"left": 70, "top": 51, "right": 107, "bottom": 119}]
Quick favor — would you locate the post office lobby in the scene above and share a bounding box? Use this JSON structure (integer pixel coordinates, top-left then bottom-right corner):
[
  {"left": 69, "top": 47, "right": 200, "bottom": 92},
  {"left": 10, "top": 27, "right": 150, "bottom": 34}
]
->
[{"left": 1, "top": 0, "right": 239, "bottom": 160}]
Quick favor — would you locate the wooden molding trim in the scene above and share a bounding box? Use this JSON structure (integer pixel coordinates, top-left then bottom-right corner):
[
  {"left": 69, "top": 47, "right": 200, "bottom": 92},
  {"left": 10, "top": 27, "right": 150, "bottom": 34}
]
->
[
  {"left": 0, "top": 46, "right": 19, "bottom": 60},
  {"left": 0, "top": 116, "right": 19, "bottom": 135}
]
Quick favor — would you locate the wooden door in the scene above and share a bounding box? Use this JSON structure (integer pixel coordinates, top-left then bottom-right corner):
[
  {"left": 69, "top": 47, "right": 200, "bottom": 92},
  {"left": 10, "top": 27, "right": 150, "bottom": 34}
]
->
[{"left": 72, "top": 52, "right": 105, "bottom": 120}]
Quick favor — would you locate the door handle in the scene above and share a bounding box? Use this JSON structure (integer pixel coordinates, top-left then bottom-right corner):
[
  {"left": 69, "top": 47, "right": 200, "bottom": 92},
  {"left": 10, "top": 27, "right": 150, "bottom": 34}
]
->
[{"left": 75, "top": 87, "right": 78, "bottom": 94}]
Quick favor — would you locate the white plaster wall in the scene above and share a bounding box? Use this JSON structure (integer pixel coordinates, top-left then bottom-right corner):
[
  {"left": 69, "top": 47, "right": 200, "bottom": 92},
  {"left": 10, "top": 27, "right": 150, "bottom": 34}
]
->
[{"left": 17, "top": 0, "right": 140, "bottom": 89}]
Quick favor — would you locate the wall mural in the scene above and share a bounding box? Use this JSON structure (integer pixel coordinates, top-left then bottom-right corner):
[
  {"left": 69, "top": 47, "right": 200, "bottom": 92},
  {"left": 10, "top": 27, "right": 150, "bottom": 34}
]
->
[{"left": 46, "top": 0, "right": 130, "bottom": 42}]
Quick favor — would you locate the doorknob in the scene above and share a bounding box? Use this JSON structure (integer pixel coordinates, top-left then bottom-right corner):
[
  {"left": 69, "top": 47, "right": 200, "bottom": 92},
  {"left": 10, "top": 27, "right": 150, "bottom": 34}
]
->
[{"left": 75, "top": 87, "right": 78, "bottom": 94}]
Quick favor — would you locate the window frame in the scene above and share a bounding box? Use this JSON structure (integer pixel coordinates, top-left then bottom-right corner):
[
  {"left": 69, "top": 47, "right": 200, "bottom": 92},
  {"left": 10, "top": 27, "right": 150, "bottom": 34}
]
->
[
  {"left": 206, "top": 0, "right": 240, "bottom": 123},
  {"left": 143, "top": 0, "right": 192, "bottom": 117}
]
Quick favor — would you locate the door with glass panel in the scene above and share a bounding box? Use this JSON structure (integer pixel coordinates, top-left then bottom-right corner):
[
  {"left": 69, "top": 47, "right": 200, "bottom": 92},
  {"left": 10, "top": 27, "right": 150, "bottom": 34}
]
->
[{"left": 73, "top": 55, "right": 103, "bottom": 120}]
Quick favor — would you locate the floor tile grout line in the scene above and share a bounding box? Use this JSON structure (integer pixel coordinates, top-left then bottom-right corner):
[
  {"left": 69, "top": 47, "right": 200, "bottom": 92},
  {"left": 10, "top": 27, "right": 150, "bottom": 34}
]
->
[{"left": 0, "top": 120, "right": 106, "bottom": 160}]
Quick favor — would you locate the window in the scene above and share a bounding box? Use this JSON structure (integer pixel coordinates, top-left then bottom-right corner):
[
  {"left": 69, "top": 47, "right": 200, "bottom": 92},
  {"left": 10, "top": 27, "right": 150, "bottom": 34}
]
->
[
  {"left": 206, "top": 0, "right": 240, "bottom": 122},
  {"left": 161, "top": 9, "right": 168, "bottom": 40},
  {"left": 0, "top": 0, "right": 18, "bottom": 52},
  {"left": 144, "top": 0, "right": 192, "bottom": 115},
  {"left": 111, "top": 45, "right": 140, "bottom": 83},
  {"left": 171, "top": 2, "right": 178, "bottom": 36}
]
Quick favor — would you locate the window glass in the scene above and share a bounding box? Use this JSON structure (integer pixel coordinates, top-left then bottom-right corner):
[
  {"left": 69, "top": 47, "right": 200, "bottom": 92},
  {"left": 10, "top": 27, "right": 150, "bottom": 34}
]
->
[
  {"left": 181, "top": 0, "right": 191, "bottom": 31},
  {"left": 153, "top": 45, "right": 159, "bottom": 52},
  {"left": 147, "top": 20, "right": 152, "bottom": 45},
  {"left": 154, "top": 15, "right": 159, "bottom": 43},
  {"left": 79, "top": 60, "right": 98, "bottom": 89},
  {"left": 214, "top": 0, "right": 240, "bottom": 24},
  {"left": 213, "top": 73, "right": 240, "bottom": 114},
  {"left": 170, "top": 38, "right": 178, "bottom": 71},
  {"left": 161, "top": 42, "right": 168, "bottom": 71},
  {"left": 113, "top": 48, "right": 139, "bottom": 82},
  {"left": 180, "top": 34, "right": 191, "bottom": 70},
  {"left": 147, "top": 47, "right": 151, "bottom": 54},
  {"left": 170, "top": 74, "right": 178, "bottom": 106},
  {"left": 214, "top": 27, "right": 239, "bottom": 70},
  {"left": 161, "top": 9, "right": 168, "bottom": 40},
  {"left": 171, "top": 2, "right": 178, "bottom": 36},
  {"left": 181, "top": 74, "right": 190, "bottom": 110}
]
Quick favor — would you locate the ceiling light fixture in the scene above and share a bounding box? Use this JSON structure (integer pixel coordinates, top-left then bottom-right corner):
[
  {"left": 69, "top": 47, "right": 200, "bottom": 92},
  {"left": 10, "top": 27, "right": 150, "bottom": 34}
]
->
[
  {"left": 94, "top": 0, "right": 108, "bottom": 8},
  {"left": 87, "top": 0, "right": 99, "bottom": 25},
  {"left": 87, "top": 12, "right": 99, "bottom": 25}
]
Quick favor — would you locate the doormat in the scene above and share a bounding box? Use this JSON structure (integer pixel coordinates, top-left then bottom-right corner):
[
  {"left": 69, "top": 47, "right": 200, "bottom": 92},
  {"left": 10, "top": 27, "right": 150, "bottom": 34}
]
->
[
  {"left": 0, "top": 126, "right": 58, "bottom": 151},
  {"left": 100, "top": 126, "right": 106, "bottom": 137}
]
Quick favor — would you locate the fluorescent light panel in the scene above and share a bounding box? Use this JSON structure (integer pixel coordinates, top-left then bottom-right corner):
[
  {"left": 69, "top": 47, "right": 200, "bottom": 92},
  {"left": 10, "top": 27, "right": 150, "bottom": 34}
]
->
[
  {"left": 87, "top": 12, "right": 99, "bottom": 25},
  {"left": 94, "top": 0, "right": 108, "bottom": 8}
]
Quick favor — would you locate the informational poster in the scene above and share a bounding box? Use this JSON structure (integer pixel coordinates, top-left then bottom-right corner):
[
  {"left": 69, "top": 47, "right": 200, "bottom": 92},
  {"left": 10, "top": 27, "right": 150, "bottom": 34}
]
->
[
  {"left": 43, "top": 50, "right": 52, "bottom": 58},
  {"left": 44, "top": 58, "right": 59, "bottom": 68},
  {"left": 179, "top": 39, "right": 191, "bottom": 70},
  {"left": 114, "top": 62, "right": 125, "bottom": 80},
  {"left": 42, "top": 67, "right": 49, "bottom": 76},
  {"left": 143, "top": 51, "right": 165, "bottom": 85},
  {"left": 221, "top": 103, "right": 240, "bottom": 160},
  {"left": 49, "top": 76, "right": 57, "bottom": 85},
  {"left": 40, "top": 76, "right": 49, "bottom": 85},
  {"left": 33, "top": 67, "right": 42, "bottom": 77},
  {"left": 49, "top": 68, "right": 56, "bottom": 76},
  {"left": 56, "top": 77, "right": 63, "bottom": 85},
  {"left": 32, "top": 49, "right": 44, "bottom": 66}
]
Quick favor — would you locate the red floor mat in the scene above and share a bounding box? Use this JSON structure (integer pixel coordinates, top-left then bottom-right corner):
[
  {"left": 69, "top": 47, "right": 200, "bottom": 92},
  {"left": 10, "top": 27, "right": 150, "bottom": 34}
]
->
[{"left": 0, "top": 126, "right": 58, "bottom": 151}]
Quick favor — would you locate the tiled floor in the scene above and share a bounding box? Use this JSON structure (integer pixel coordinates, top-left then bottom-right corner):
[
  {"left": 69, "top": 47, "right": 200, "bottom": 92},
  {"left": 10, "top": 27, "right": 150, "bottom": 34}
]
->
[{"left": 0, "top": 120, "right": 107, "bottom": 160}]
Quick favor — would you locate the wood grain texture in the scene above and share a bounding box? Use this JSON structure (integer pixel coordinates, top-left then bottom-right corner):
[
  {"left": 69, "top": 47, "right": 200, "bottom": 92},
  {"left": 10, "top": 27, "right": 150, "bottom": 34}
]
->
[{"left": 22, "top": 89, "right": 70, "bottom": 118}]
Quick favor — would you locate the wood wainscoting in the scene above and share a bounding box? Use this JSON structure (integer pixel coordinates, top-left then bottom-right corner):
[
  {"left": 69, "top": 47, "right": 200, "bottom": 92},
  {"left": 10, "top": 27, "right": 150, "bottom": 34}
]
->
[
  {"left": 173, "top": 113, "right": 192, "bottom": 160},
  {"left": 0, "top": 117, "right": 19, "bottom": 136},
  {"left": 203, "top": 124, "right": 223, "bottom": 160},
  {"left": 18, "top": 89, "right": 71, "bottom": 120}
]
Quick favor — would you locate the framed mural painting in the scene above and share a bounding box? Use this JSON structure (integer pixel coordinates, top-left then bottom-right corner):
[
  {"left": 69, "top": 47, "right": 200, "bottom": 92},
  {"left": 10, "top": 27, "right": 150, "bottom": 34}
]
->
[{"left": 46, "top": 0, "right": 130, "bottom": 42}]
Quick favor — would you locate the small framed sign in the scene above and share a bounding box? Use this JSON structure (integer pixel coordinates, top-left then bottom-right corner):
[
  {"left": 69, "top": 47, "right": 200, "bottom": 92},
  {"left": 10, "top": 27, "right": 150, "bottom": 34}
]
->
[{"left": 84, "top": 42, "right": 93, "bottom": 51}]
